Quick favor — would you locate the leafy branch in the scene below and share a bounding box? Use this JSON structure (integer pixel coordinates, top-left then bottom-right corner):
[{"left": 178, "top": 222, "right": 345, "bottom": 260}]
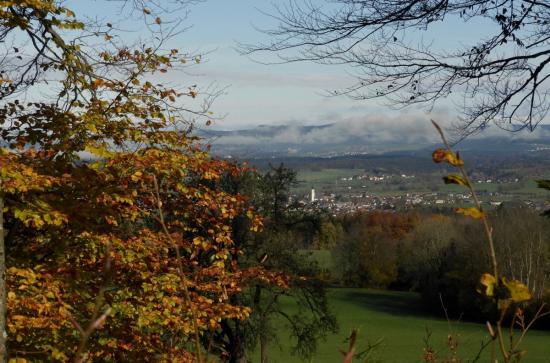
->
[
  {"left": 151, "top": 174, "right": 204, "bottom": 363},
  {"left": 56, "top": 243, "right": 113, "bottom": 363},
  {"left": 431, "top": 119, "right": 548, "bottom": 362}
]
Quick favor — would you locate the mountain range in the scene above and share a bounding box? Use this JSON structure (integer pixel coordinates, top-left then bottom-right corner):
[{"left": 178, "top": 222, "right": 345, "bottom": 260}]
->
[{"left": 197, "top": 121, "right": 550, "bottom": 158}]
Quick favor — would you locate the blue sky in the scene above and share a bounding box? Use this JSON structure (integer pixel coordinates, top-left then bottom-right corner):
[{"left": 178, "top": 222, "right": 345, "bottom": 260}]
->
[
  {"left": 72, "top": 1, "right": 527, "bottom": 133},
  {"left": 182, "top": 0, "right": 368, "bottom": 129},
  {"left": 177, "top": 0, "right": 505, "bottom": 130},
  {"left": 78, "top": 0, "right": 367, "bottom": 129}
]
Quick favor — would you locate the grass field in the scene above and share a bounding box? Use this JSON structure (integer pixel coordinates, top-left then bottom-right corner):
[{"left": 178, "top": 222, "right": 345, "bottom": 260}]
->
[{"left": 256, "top": 288, "right": 550, "bottom": 363}]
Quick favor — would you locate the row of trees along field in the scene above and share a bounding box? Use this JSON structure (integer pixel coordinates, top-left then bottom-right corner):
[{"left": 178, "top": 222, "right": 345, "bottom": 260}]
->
[
  {"left": 317, "top": 205, "right": 550, "bottom": 323},
  {"left": 0, "top": 2, "right": 335, "bottom": 362}
]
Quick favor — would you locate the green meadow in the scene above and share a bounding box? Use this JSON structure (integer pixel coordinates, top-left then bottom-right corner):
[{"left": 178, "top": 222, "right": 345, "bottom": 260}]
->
[{"left": 256, "top": 288, "right": 550, "bottom": 363}]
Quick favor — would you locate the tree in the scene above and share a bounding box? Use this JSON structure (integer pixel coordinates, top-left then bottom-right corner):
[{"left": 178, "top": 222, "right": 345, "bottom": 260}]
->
[
  {"left": 215, "top": 165, "right": 337, "bottom": 363},
  {"left": 331, "top": 231, "right": 364, "bottom": 287},
  {"left": 399, "top": 206, "right": 550, "bottom": 320},
  {"left": 4, "top": 146, "right": 274, "bottom": 362},
  {"left": 314, "top": 220, "right": 343, "bottom": 250},
  {"left": 490, "top": 204, "right": 550, "bottom": 300},
  {"left": 331, "top": 211, "right": 418, "bottom": 288},
  {"left": 0, "top": 1, "right": 280, "bottom": 361},
  {"left": 399, "top": 215, "right": 459, "bottom": 293},
  {"left": 246, "top": 0, "right": 550, "bottom": 137}
]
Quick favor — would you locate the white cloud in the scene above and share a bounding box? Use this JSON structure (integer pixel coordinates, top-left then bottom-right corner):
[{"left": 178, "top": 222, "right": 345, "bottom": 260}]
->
[
  {"left": 210, "top": 112, "right": 550, "bottom": 149},
  {"left": 212, "top": 112, "right": 452, "bottom": 145}
]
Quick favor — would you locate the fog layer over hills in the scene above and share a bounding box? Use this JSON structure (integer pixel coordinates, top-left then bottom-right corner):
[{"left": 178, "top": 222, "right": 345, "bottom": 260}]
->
[{"left": 199, "top": 116, "right": 550, "bottom": 157}]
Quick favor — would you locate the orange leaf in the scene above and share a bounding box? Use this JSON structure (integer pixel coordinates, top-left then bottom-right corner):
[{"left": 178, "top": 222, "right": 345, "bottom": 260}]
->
[{"left": 432, "top": 148, "right": 464, "bottom": 166}]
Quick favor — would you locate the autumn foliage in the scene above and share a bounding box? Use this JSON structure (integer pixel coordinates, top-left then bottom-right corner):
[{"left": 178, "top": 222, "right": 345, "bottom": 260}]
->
[
  {"left": 4, "top": 145, "right": 285, "bottom": 361},
  {"left": 0, "top": 1, "right": 286, "bottom": 361}
]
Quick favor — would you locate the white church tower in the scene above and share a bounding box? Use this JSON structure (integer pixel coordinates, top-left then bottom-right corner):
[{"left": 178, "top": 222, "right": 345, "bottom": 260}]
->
[{"left": 310, "top": 188, "right": 316, "bottom": 203}]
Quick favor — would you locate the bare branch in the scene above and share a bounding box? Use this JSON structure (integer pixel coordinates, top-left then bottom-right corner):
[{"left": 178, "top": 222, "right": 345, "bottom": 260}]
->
[{"left": 246, "top": 0, "right": 550, "bottom": 134}]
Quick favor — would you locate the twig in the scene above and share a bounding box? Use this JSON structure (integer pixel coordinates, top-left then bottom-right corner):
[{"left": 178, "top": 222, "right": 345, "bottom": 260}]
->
[
  {"left": 431, "top": 119, "right": 506, "bottom": 362},
  {"left": 511, "top": 303, "right": 549, "bottom": 352},
  {"left": 56, "top": 242, "right": 113, "bottom": 363},
  {"left": 431, "top": 120, "right": 499, "bottom": 281},
  {"left": 341, "top": 328, "right": 358, "bottom": 363},
  {"left": 73, "top": 308, "right": 112, "bottom": 363},
  {"left": 470, "top": 337, "right": 493, "bottom": 363}
]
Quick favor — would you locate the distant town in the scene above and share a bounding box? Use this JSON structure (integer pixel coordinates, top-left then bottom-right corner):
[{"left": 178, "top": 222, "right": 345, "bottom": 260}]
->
[{"left": 290, "top": 170, "right": 550, "bottom": 215}]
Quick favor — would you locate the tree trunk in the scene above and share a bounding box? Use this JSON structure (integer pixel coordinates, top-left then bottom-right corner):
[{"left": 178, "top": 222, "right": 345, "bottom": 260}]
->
[
  {"left": 228, "top": 336, "right": 247, "bottom": 363},
  {"left": 221, "top": 320, "right": 248, "bottom": 363},
  {"left": 0, "top": 196, "right": 6, "bottom": 362},
  {"left": 253, "top": 285, "right": 268, "bottom": 363}
]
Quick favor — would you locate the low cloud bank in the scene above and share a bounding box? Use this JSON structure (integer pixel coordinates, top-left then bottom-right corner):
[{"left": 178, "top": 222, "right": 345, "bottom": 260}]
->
[{"left": 210, "top": 113, "right": 550, "bottom": 147}]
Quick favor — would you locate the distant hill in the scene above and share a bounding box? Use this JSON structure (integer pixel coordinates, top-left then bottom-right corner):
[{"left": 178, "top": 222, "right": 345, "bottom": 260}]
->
[{"left": 196, "top": 122, "right": 550, "bottom": 158}]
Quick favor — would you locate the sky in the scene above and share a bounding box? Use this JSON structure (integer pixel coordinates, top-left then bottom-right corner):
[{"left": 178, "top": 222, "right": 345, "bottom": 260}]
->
[
  {"left": 181, "top": 0, "right": 367, "bottom": 129},
  {"left": 72, "top": 1, "right": 546, "bottom": 138},
  {"left": 178, "top": 0, "right": 498, "bottom": 131},
  {"left": 74, "top": 0, "right": 368, "bottom": 129}
]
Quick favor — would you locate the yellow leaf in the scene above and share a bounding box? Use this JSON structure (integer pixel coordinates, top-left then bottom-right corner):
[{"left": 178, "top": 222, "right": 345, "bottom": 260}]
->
[
  {"left": 502, "top": 278, "right": 532, "bottom": 303},
  {"left": 155, "top": 17, "right": 161, "bottom": 25},
  {"left": 432, "top": 148, "right": 464, "bottom": 166},
  {"left": 51, "top": 348, "right": 68, "bottom": 360},
  {"left": 84, "top": 144, "right": 114, "bottom": 158},
  {"left": 478, "top": 273, "right": 496, "bottom": 297},
  {"left": 443, "top": 174, "right": 469, "bottom": 187},
  {"left": 131, "top": 171, "right": 142, "bottom": 182},
  {"left": 456, "top": 207, "right": 484, "bottom": 219},
  {"left": 143, "top": 8, "right": 151, "bottom": 14}
]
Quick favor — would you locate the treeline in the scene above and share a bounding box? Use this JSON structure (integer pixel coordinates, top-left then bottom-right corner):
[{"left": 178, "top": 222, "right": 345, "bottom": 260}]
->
[
  {"left": 249, "top": 152, "right": 550, "bottom": 178},
  {"left": 315, "top": 205, "right": 550, "bottom": 322}
]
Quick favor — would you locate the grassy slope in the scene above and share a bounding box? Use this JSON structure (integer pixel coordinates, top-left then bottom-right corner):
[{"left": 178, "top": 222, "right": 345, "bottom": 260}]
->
[{"left": 258, "top": 288, "right": 550, "bottom": 363}]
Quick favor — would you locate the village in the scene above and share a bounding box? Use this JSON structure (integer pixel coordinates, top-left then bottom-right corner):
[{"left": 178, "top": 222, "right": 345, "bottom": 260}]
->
[{"left": 292, "top": 171, "right": 549, "bottom": 215}]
